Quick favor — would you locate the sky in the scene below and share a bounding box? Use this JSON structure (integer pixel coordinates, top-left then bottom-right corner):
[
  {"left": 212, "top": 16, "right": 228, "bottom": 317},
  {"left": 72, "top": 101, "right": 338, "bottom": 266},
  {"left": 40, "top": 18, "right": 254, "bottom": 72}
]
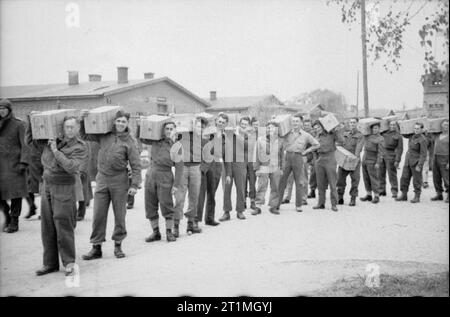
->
[{"left": 0, "top": 0, "right": 447, "bottom": 110}]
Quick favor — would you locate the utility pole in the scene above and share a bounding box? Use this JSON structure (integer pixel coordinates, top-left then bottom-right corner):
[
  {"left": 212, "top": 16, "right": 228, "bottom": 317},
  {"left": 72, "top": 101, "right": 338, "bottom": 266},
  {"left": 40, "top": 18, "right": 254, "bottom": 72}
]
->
[
  {"left": 356, "top": 70, "right": 359, "bottom": 118},
  {"left": 361, "top": 0, "right": 369, "bottom": 117}
]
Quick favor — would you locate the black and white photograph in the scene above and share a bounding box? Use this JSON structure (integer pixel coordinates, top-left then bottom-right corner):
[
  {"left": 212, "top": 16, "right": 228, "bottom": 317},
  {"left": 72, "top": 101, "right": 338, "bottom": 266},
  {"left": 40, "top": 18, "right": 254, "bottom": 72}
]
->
[{"left": 0, "top": 0, "right": 448, "bottom": 299}]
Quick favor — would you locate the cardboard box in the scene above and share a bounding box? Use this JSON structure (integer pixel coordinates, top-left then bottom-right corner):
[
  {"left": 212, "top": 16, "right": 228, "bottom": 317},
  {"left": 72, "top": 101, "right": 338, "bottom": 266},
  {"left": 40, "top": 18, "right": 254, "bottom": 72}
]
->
[
  {"left": 273, "top": 114, "right": 292, "bottom": 136},
  {"left": 140, "top": 115, "right": 172, "bottom": 140},
  {"left": 357, "top": 118, "right": 382, "bottom": 135},
  {"left": 172, "top": 113, "right": 195, "bottom": 132},
  {"left": 380, "top": 115, "right": 399, "bottom": 132},
  {"left": 196, "top": 112, "right": 215, "bottom": 127},
  {"left": 30, "top": 109, "right": 80, "bottom": 139},
  {"left": 399, "top": 117, "right": 429, "bottom": 135},
  {"left": 318, "top": 113, "right": 340, "bottom": 133},
  {"left": 84, "top": 105, "right": 123, "bottom": 134},
  {"left": 335, "top": 146, "right": 359, "bottom": 171},
  {"left": 428, "top": 117, "right": 448, "bottom": 133}
]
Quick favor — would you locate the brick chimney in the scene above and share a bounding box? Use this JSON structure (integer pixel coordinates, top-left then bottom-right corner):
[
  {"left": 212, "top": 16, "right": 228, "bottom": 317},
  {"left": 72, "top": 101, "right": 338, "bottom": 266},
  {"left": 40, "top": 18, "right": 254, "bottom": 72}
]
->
[
  {"left": 68, "top": 71, "right": 79, "bottom": 85},
  {"left": 144, "top": 72, "right": 154, "bottom": 79},
  {"left": 209, "top": 91, "right": 217, "bottom": 101},
  {"left": 88, "top": 74, "right": 102, "bottom": 82},
  {"left": 117, "top": 66, "right": 128, "bottom": 84}
]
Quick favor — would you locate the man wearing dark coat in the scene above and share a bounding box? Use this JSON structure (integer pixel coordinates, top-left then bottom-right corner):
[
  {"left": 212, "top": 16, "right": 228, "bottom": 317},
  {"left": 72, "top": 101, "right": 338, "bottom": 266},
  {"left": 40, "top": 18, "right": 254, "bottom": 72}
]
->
[{"left": 0, "top": 99, "right": 29, "bottom": 233}]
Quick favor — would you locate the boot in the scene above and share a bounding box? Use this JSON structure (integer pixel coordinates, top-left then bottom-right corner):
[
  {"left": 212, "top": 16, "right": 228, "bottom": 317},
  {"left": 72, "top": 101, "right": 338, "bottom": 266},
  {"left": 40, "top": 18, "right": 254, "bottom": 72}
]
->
[
  {"left": 173, "top": 224, "right": 180, "bottom": 238},
  {"left": 205, "top": 219, "right": 220, "bottom": 226},
  {"left": 166, "top": 229, "right": 176, "bottom": 242},
  {"left": 431, "top": 193, "right": 444, "bottom": 201},
  {"left": 269, "top": 206, "right": 280, "bottom": 215},
  {"left": 36, "top": 266, "right": 59, "bottom": 276},
  {"left": 360, "top": 195, "right": 372, "bottom": 202},
  {"left": 281, "top": 199, "right": 290, "bottom": 204},
  {"left": 237, "top": 212, "right": 246, "bottom": 220},
  {"left": 331, "top": 205, "right": 338, "bottom": 212},
  {"left": 349, "top": 196, "right": 356, "bottom": 206},
  {"left": 5, "top": 217, "right": 18, "bottom": 233},
  {"left": 219, "top": 212, "right": 230, "bottom": 222},
  {"left": 410, "top": 193, "right": 420, "bottom": 203},
  {"left": 250, "top": 200, "right": 257, "bottom": 210},
  {"left": 114, "top": 243, "right": 125, "bottom": 258},
  {"left": 392, "top": 192, "right": 398, "bottom": 199},
  {"left": 395, "top": 192, "right": 408, "bottom": 201},
  {"left": 251, "top": 206, "right": 262, "bottom": 215},
  {"left": 338, "top": 196, "right": 344, "bottom": 205},
  {"left": 76, "top": 201, "right": 85, "bottom": 221},
  {"left": 187, "top": 221, "right": 201, "bottom": 234},
  {"left": 145, "top": 228, "right": 162, "bottom": 242},
  {"left": 25, "top": 205, "right": 37, "bottom": 219},
  {"left": 379, "top": 191, "right": 387, "bottom": 197},
  {"left": 307, "top": 190, "right": 316, "bottom": 199},
  {"left": 193, "top": 221, "right": 202, "bottom": 233},
  {"left": 302, "top": 199, "right": 308, "bottom": 206},
  {"left": 446, "top": 194, "right": 449, "bottom": 203},
  {"left": 82, "top": 244, "right": 102, "bottom": 260},
  {"left": 372, "top": 195, "right": 380, "bottom": 204},
  {"left": 295, "top": 206, "right": 303, "bottom": 212},
  {"left": 312, "top": 204, "right": 325, "bottom": 210},
  {"left": 423, "top": 182, "right": 429, "bottom": 189}
]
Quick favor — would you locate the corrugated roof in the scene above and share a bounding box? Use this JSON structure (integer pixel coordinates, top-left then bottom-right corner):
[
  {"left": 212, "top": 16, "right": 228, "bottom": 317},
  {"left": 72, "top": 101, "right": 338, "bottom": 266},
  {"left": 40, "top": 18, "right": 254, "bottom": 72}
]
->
[
  {"left": 0, "top": 77, "right": 211, "bottom": 107},
  {"left": 205, "top": 95, "right": 283, "bottom": 110}
]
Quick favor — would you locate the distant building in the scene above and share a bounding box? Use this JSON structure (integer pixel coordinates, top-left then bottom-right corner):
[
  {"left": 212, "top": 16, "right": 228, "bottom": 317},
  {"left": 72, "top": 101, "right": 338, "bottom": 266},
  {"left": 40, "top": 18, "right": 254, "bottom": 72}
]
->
[
  {"left": 204, "top": 91, "right": 285, "bottom": 114},
  {"left": 0, "top": 67, "right": 211, "bottom": 120},
  {"left": 421, "top": 70, "right": 449, "bottom": 118}
]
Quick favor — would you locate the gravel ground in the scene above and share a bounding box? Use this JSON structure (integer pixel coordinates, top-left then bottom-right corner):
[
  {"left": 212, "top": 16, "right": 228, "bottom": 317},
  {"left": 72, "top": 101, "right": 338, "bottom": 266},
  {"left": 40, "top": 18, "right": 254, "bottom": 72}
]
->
[{"left": 0, "top": 168, "right": 448, "bottom": 296}]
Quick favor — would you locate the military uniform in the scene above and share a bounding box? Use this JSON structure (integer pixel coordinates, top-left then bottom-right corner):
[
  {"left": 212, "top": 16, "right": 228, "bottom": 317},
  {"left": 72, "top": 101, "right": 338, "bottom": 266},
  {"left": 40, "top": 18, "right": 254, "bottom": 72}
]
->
[
  {"left": 336, "top": 128, "right": 364, "bottom": 200},
  {"left": 399, "top": 134, "right": 427, "bottom": 196},
  {"left": 432, "top": 132, "right": 449, "bottom": 200},
  {"left": 25, "top": 124, "right": 88, "bottom": 270},
  {"left": 379, "top": 129, "right": 403, "bottom": 196},
  {"left": 314, "top": 131, "right": 340, "bottom": 208},
  {"left": 278, "top": 129, "right": 319, "bottom": 209},
  {"left": 80, "top": 123, "right": 142, "bottom": 246},
  {"left": 362, "top": 134, "right": 384, "bottom": 197}
]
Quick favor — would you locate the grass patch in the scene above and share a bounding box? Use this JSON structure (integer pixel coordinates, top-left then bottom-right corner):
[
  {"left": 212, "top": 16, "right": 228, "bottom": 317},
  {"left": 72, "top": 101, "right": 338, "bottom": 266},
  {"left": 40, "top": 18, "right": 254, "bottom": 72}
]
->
[{"left": 313, "top": 271, "right": 449, "bottom": 297}]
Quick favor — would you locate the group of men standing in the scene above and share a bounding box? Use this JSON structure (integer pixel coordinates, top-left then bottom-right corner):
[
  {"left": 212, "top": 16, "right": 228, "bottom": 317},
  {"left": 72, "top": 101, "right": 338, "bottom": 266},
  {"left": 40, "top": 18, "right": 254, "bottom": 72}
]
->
[{"left": 0, "top": 97, "right": 448, "bottom": 278}]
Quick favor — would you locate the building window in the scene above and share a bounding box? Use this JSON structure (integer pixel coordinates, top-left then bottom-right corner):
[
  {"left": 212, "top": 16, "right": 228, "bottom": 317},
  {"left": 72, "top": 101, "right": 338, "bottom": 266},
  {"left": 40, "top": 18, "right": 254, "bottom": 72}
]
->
[{"left": 157, "top": 104, "right": 168, "bottom": 114}]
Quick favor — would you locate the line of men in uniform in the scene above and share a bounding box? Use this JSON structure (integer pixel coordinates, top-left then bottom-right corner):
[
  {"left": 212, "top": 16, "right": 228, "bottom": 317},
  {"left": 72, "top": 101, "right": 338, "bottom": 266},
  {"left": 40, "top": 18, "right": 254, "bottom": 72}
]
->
[{"left": 0, "top": 98, "right": 448, "bottom": 278}]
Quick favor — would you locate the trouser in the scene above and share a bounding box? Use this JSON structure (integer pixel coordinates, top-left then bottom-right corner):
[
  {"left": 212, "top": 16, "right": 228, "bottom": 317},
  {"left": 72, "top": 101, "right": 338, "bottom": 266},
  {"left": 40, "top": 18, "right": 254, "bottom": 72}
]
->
[
  {"left": 255, "top": 171, "right": 281, "bottom": 208},
  {"left": 197, "top": 162, "right": 222, "bottom": 223},
  {"left": 0, "top": 198, "right": 22, "bottom": 227},
  {"left": 245, "top": 162, "right": 257, "bottom": 201},
  {"left": 283, "top": 173, "right": 294, "bottom": 201},
  {"left": 337, "top": 162, "right": 361, "bottom": 198},
  {"left": 77, "top": 171, "right": 90, "bottom": 218},
  {"left": 433, "top": 155, "right": 449, "bottom": 194},
  {"left": 422, "top": 154, "right": 430, "bottom": 184},
  {"left": 278, "top": 152, "right": 306, "bottom": 208},
  {"left": 145, "top": 168, "right": 176, "bottom": 230},
  {"left": 26, "top": 192, "right": 36, "bottom": 209},
  {"left": 315, "top": 153, "right": 338, "bottom": 206},
  {"left": 362, "top": 160, "right": 380, "bottom": 195},
  {"left": 400, "top": 163, "right": 422, "bottom": 194},
  {"left": 41, "top": 181, "right": 76, "bottom": 268},
  {"left": 223, "top": 163, "right": 247, "bottom": 213},
  {"left": 175, "top": 164, "right": 201, "bottom": 222},
  {"left": 90, "top": 172, "right": 128, "bottom": 245},
  {"left": 378, "top": 155, "right": 398, "bottom": 195},
  {"left": 309, "top": 160, "right": 317, "bottom": 191}
]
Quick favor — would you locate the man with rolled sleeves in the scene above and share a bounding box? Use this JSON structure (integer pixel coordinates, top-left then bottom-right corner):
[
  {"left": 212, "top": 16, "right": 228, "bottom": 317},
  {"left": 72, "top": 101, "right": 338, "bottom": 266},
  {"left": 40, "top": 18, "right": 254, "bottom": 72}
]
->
[
  {"left": 25, "top": 115, "right": 88, "bottom": 276},
  {"left": 336, "top": 117, "right": 364, "bottom": 206},
  {"left": 196, "top": 113, "right": 228, "bottom": 226},
  {"left": 431, "top": 119, "right": 449, "bottom": 203},
  {"left": 277, "top": 114, "right": 319, "bottom": 212},
  {"left": 396, "top": 122, "right": 427, "bottom": 203},
  {"left": 379, "top": 120, "right": 403, "bottom": 198},
  {"left": 0, "top": 99, "right": 29, "bottom": 233},
  {"left": 219, "top": 117, "right": 249, "bottom": 221},
  {"left": 80, "top": 110, "right": 142, "bottom": 260},
  {"left": 360, "top": 123, "right": 384, "bottom": 204},
  {"left": 140, "top": 121, "right": 183, "bottom": 242},
  {"left": 312, "top": 121, "right": 342, "bottom": 212}
]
